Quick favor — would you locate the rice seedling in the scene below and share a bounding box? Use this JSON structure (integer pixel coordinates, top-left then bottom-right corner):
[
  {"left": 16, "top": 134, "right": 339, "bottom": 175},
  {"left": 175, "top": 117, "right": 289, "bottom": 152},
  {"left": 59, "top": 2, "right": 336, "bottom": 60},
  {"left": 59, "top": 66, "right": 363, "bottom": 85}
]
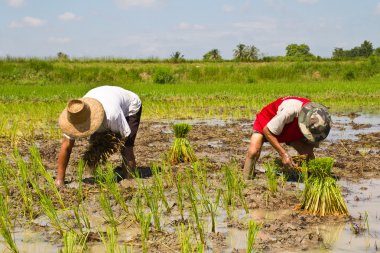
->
[
  {"left": 247, "top": 219, "right": 262, "bottom": 253},
  {"left": 151, "top": 163, "right": 169, "bottom": 211},
  {"left": 185, "top": 174, "right": 205, "bottom": 244},
  {"left": 364, "top": 211, "right": 370, "bottom": 236},
  {"left": 161, "top": 161, "right": 174, "bottom": 188},
  {"left": 96, "top": 163, "right": 129, "bottom": 214},
  {"left": 192, "top": 161, "right": 208, "bottom": 197},
  {"left": 38, "top": 191, "right": 65, "bottom": 235},
  {"left": 73, "top": 204, "right": 91, "bottom": 235},
  {"left": 0, "top": 194, "right": 19, "bottom": 253},
  {"left": 60, "top": 231, "right": 88, "bottom": 253},
  {"left": 99, "top": 227, "right": 123, "bottom": 253},
  {"left": 222, "top": 162, "right": 249, "bottom": 215},
  {"left": 142, "top": 185, "right": 161, "bottom": 231},
  {"left": 298, "top": 157, "right": 349, "bottom": 216},
  {"left": 131, "top": 191, "right": 143, "bottom": 222},
  {"left": 175, "top": 172, "right": 185, "bottom": 221},
  {"left": 167, "top": 123, "right": 197, "bottom": 164},
  {"left": 140, "top": 211, "right": 151, "bottom": 253},
  {"left": 29, "top": 146, "right": 65, "bottom": 208},
  {"left": 99, "top": 189, "right": 119, "bottom": 233},
  {"left": 12, "top": 149, "right": 34, "bottom": 218},
  {"left": 178, "top": 223, "right": 192, "bottom": 253},
  {"left": 264, "top": 161, "right": 278, "bottom": 194},
  {"left": 278, "top": 173, "right": 288, "bottom": 189},
  {"left": 0, "top": 157, "right": 12, "bottom": 196},
  {"left": 201, "top": 189, "right": 221, "bottom": 233}
]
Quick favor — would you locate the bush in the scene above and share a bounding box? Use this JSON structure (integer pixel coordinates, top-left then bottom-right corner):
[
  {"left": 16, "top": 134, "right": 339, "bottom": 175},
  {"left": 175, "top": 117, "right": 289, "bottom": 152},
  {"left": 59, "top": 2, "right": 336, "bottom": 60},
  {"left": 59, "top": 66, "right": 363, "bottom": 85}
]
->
[{"left": 153, "top": 67, "right": 175, "bottom": 84}]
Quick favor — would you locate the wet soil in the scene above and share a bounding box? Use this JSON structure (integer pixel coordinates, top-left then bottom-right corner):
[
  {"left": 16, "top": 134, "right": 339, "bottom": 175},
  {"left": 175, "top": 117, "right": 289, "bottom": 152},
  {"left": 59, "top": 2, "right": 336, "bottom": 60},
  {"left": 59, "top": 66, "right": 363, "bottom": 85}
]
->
[{"left": 0, "top": 115, "right": 379, "bottom": 252}]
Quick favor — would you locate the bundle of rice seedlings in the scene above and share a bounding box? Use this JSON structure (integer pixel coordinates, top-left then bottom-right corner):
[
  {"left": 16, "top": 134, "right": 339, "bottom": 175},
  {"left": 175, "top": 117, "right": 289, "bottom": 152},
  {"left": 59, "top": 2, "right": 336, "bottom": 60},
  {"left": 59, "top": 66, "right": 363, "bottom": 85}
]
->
[
  {"left": 298, "top": 157, "right": 348, "bottom": 216},
  {"left": 167, "top": 123, "right": 197, "bottom": 164},
  {"left": 83, "top": 132, "right": 124, "bottom": 170}
]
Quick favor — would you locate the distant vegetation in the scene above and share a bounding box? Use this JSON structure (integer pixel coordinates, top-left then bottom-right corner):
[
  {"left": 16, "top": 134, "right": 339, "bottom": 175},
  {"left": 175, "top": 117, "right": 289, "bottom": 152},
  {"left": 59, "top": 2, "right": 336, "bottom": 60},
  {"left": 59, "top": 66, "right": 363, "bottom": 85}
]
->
[{"left": 0, "top": 40, "right": 379, "bottom": 139}]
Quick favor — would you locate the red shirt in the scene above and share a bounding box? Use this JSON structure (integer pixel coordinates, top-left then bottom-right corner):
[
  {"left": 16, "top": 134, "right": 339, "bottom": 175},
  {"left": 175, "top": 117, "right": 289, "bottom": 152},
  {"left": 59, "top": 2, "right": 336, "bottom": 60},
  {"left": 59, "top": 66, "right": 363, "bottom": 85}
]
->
[{"left": 253, "top": 96, "right": 311, "bottom": 143}]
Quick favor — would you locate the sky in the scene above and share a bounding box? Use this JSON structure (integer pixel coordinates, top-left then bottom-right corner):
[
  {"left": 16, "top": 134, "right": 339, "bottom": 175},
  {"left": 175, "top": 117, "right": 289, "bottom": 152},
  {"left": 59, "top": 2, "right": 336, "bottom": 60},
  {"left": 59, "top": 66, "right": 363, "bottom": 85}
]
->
[{"left": 1, "top": 0, "right": 380, "bottom": 59}]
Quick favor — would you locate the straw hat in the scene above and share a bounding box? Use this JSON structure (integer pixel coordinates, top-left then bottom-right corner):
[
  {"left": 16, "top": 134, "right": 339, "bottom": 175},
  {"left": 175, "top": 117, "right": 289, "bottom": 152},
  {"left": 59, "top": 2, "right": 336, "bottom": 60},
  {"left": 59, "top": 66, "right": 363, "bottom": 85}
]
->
[
  {"left": 298, "top": 102, "right": 331, "bottom": 143},
  {"left": 59, "top": 98, "right": 105, "bottom": 138}
]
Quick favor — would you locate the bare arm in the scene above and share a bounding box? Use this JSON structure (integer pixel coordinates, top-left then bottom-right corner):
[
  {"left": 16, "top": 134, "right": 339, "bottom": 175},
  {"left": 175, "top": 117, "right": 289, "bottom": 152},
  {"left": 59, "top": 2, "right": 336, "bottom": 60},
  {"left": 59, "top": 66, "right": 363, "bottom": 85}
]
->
[
  {"left": 56, "top": 138, "right": 75, "bottom": 187},
  {"left": 263, "top": 126, "right": 296, "bottom": 167}
]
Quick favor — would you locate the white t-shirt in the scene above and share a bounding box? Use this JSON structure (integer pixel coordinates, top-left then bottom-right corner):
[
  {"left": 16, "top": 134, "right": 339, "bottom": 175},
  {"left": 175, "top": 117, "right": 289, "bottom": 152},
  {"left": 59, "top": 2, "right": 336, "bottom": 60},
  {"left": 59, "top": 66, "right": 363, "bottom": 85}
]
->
[
  {"left": 266, "top": 99, "right": 303, "bottom": 135},
  {"left": 65, "top": 86, "right": 141, "bottom": 139}
]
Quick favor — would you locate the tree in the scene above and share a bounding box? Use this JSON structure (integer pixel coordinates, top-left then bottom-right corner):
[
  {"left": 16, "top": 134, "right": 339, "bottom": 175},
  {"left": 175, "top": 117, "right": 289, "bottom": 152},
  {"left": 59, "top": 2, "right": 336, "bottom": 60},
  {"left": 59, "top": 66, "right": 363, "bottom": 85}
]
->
[
  {"left": 233, "top": 44, "right": 247, "bottom": 61},
  {"left": 358, "top": 40, "right": 373, "bottom": 57},
  {"left": 170, "top": 51, "right": 185, "bottom": 62},
  {"left": 285, "top": 44, "right": 314, "bottom": 58},
  {"left": 203, "top": 49, "right": 222, "bottom": 61},
  {"left": 57, "top": 52, "right": 69, "bottom": 60},
  {"left": 332, "top": 40, "right": 374, "bottom": 58},
  {"left": 374, "top": 47, "right": 380, "bottom": 56},
  {"left": 233, "top": 44, "right": 259, "bottom": 61}
]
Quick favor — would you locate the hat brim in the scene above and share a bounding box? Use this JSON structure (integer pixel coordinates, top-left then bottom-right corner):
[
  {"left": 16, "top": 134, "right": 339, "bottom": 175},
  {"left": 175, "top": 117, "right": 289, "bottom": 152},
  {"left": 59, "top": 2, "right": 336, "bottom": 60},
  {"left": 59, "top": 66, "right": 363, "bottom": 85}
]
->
[
  {"left": 298, "top": 102, "right": 331, "bottom": 143},
  {"left": 59, "top": 98, "right": 105, "bottom": 138}
]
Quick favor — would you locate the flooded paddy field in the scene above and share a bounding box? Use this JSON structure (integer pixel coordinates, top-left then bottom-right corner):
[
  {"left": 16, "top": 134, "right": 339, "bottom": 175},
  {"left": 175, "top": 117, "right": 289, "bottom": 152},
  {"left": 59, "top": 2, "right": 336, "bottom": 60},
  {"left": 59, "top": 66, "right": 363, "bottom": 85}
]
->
[{"left": 0, "top": 113, "right": 379, "bottom": 252}]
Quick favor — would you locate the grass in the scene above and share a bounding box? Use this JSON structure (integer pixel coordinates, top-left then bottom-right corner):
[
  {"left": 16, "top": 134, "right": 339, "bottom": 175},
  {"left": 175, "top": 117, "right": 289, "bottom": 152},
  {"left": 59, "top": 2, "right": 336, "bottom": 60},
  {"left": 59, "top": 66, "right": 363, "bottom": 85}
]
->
[{"left": 3, "top": 59, "right": 379, "bottom": 140}]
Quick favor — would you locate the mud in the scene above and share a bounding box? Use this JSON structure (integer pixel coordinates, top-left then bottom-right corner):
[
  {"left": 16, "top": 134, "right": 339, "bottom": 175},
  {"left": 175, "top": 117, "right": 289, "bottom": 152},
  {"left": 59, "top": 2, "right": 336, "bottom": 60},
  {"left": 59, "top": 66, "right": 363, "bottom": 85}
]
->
[{"left": 0, "top": 114, "right": 379, "bottom": 252}]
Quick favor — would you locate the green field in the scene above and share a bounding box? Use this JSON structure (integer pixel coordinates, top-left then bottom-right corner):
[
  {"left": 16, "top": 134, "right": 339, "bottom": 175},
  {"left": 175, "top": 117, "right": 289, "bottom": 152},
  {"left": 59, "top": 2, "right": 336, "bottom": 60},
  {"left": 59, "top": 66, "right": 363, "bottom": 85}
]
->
[{"left": 1, "top": 58, "right": 380, "bottom": 140}]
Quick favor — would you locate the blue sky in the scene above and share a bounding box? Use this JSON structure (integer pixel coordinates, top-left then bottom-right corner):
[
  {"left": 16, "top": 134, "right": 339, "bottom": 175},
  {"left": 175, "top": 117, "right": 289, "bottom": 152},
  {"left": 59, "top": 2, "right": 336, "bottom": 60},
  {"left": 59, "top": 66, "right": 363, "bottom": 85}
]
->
[{"left": 1, "top": 0, "right": 380, "bottom": 59}]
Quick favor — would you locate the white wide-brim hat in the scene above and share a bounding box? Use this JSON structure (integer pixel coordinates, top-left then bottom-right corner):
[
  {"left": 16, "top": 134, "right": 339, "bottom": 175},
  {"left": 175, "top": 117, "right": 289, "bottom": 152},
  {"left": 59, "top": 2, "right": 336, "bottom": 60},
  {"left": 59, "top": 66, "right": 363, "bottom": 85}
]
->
[{"left": 58, "top": 98, "right": 105, "bottom": 138}]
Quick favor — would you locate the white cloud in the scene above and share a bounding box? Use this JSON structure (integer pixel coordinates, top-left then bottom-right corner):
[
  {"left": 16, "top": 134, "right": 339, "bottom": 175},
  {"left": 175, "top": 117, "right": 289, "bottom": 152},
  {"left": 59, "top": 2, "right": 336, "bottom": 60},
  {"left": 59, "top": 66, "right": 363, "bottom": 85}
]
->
[
  {"left": 58, "top": 12, "right": 82, "bottom": 21},
  {"left": 178, "top": 22, "right": 206, "bottom": 31},
  {"left": 222, "top": 4, "right": 235, "bottom": 12},
  {"left": 48, "top": 37, "right": 71, "bottom": 44},
  {"left": 23, "top": 16, "right": 46, "bottom": 27},
  {"left": 9, "top": 16, "right": 46, "bottom": 28},
  {"left": 297, "top": 0, "right": 319, "bottom": 4},
  {"left": 234, "top": 19, "right": 277, "bottom": 31},
  {"left": 114, "top": 0, "right": 160, "bottom": 9},
  {"left": 6, "top": 0, "right": 25, "bottom": 8},
  {"left": 376, "top": 2, "right": 380, "bottom": 15}
]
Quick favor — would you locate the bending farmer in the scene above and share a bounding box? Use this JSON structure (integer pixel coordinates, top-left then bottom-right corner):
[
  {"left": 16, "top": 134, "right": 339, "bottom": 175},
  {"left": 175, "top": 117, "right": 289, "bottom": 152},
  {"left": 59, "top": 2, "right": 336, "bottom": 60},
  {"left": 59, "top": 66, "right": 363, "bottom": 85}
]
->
[
  {"left": 243, "top": 96, "right": 331, "bottom": 179},
  {"left": 56, "top": 85, "right": 142, "bottom": 187}
]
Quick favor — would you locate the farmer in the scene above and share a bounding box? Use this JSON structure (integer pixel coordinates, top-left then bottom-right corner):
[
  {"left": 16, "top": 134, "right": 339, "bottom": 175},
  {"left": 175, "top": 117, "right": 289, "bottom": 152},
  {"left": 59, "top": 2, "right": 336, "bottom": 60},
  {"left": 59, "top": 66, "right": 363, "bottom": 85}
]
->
[
  {"left": 55, "top": 85, "right": 142, "bottom": 187},
  {"left": 243, "top": 96, "right": 331, "bottom": 179}
]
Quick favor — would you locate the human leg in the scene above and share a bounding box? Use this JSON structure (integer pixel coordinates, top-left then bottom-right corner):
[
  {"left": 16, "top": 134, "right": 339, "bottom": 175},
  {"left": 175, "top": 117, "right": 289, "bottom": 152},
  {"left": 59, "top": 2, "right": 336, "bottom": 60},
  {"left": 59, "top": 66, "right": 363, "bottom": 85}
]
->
[
  {"left": 120, "top": 106, "right": 142, "bottom": 177},
  {"left": 243, "top": 132, "right": 264, "bottom": 179}
]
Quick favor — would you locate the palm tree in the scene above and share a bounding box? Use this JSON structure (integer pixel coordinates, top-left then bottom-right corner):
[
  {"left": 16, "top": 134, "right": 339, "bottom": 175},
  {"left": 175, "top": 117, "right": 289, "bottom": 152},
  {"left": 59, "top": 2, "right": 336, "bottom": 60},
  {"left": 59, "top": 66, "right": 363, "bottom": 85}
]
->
[
  {"left": 203, "top": 49, "right": 222, "bottom": 61},
  {"left": 233, "top": 44, "right": 247, "bottom": 61},
  {"left": 170, "top": 51, "right": 185, "bottom": 62}
]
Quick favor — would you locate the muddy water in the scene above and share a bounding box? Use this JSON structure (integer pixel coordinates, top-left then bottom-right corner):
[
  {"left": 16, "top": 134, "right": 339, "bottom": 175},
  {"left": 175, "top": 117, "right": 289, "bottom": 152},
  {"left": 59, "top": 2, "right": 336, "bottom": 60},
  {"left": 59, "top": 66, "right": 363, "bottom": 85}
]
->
[
  {"left": 330, "top": 114, "right": 380, "bottom": 141},
  {"left": 1, "top": 113, "right": 380, "bottom": 252},
  {"left": 303, "top": 179, "right": 380, "bottom": 253}
]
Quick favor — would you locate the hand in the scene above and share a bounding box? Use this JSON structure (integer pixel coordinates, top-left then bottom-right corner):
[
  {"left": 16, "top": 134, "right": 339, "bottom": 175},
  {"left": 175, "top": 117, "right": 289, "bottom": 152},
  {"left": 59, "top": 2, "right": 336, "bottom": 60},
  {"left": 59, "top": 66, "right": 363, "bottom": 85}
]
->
[
  {"left": 55, "top": 178, "right": 65, "bottom": 188},
  {"left": 281, "top": 153, "right": 296, "bottom": 168}
]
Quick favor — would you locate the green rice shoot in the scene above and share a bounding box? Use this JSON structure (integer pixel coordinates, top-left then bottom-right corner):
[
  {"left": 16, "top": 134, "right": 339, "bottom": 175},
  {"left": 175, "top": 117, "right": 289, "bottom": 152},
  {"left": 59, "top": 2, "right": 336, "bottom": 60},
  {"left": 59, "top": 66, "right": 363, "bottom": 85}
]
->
[
  {"left": 299, "top": 157, "right": 349, "bottom": 216},
  {"left": 168, "top": 123, "right": 197, "bottom": 164}
]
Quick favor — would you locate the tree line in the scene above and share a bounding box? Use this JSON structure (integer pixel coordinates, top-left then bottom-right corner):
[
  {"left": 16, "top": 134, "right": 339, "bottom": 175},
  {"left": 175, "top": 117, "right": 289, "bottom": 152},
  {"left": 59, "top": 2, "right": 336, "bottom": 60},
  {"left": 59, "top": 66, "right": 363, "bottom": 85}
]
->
[{"left": 53, "top": 40, "right": 379, "bottom": 62}]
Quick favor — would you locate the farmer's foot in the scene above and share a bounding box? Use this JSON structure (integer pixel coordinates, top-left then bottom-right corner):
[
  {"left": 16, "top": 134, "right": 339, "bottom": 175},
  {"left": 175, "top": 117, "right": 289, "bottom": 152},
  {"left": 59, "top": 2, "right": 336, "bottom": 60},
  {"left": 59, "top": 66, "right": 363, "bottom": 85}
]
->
[{"left": 113, "top": 166, "right": 135, "bottom": 182}]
